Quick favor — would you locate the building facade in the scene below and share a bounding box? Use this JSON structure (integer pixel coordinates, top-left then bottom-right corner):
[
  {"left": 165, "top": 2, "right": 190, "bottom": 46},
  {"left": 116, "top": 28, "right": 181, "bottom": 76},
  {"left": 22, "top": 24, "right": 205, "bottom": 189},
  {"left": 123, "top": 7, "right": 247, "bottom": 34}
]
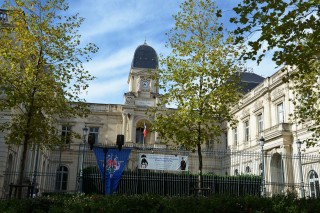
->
[
  {"left": 227, "top": 68, "right": 319, "bottom": 197},
  {"left": 0, "top": 8, "right": 319, "bottom": 197}
]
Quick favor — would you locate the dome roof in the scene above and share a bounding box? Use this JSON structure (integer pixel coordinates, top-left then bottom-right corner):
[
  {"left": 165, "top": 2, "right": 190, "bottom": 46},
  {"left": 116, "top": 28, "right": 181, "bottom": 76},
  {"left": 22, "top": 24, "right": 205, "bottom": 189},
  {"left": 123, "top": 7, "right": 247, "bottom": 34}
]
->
[
  {"left": 239, "top": 72, "right": 265, "bottom": 83},
  {"left": 131, "top": 43, "right": 158, "bottom": 69},
  {"left": 239, "top": 72, "right": 265, "bottom": 93}
]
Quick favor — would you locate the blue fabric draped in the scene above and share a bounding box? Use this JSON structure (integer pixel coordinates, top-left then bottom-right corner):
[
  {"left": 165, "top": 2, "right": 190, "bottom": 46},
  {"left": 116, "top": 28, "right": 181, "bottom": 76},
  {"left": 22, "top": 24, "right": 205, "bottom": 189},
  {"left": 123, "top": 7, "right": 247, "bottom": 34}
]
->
[{"left": 93, "top": 147, "right": 131, "bottom": 195}]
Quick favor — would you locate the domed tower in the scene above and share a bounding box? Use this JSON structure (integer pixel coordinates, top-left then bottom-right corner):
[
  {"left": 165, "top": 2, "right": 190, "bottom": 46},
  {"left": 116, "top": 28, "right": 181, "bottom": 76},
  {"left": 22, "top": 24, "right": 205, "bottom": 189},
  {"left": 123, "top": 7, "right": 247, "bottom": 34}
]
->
[
  {"left": 122, "top": 42, "right": 160, "bottom": 144},
  {"left": 124, "top": 42, "right": 159, "bottom": 106}
]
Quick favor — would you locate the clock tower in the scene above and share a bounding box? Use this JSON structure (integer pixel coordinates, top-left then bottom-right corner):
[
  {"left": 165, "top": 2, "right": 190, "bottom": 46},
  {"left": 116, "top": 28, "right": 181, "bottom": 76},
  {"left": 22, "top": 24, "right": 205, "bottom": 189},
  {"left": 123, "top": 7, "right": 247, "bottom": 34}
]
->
[
  {"left": 122, "top": 42, "right": 161, "bottom": 144},
  {"left": 124, "top": 41, "right": 159, "bottom": 107}
]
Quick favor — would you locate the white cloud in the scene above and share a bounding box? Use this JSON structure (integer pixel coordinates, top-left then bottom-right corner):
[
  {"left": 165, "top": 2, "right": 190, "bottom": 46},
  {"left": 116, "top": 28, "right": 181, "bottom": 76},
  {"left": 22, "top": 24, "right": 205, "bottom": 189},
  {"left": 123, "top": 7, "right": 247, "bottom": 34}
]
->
[
  {"left": 68, "top": 0, "right": 181, "bottom": 42},
  {"left": 84, "top": 45, "right": 137, "bottom": 78},
  {"left": 81, "top": 76, "right": 128, "bottom": 104}
]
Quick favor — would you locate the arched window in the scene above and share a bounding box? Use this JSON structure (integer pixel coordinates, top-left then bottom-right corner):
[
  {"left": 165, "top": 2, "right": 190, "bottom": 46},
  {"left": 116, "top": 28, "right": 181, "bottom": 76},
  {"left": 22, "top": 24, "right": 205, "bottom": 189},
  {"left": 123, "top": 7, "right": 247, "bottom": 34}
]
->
[
  {"left": 234, "top": 169, "right": 239, "bottom": 176},
  {"left": 270, "top": 153, "right": 285, "bottom": 194},
  {"left": 309, "top": 170, "right": 320, "bottom": 198},
  {"left": 55, "top": 166, "right": 68, "bottom": 191},
  {"left": 245, "top": 166, "right": 251, "bottom": 173},
  {"left": 136, "top": 127, "right": 144, "bottom": 143}
]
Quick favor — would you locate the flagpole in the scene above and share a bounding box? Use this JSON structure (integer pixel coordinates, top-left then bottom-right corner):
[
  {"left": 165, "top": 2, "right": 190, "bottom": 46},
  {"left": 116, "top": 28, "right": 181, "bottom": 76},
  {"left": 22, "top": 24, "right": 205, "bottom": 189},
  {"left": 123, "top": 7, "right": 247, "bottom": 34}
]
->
[
  {"left": 143, "top": 122, "right": 146, "bottom": 149},
  {"left": 143, "top": 135, "right": 145, "bottom": 149}
]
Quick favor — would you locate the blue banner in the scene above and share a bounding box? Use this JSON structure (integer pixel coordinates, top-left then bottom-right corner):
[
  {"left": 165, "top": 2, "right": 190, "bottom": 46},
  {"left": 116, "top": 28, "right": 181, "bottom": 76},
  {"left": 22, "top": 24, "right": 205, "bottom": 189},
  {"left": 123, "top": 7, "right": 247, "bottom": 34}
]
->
[{"left": 93, "top": 147, "right": 131, "bottom": 195}]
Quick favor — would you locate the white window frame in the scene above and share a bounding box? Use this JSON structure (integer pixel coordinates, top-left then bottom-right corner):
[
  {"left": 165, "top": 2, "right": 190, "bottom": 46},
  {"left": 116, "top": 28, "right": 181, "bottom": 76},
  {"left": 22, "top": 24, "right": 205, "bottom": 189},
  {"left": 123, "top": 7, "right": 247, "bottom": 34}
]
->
[
  {"left": 55, "top": 165, "right": 68, "bottom": 191},
  {"left": 309, "top": 170, "right": 320, "bottom": 198},
  {"left": 61, "top": 126, "right": 71, "bottom": 144},
  {"left": 206, "top": 139, "right": 213, "bottom": 149},
  {"left": 277, "top": 102, "right": 284, "bottom": 123},
  {"left": 257, "top": 113, "right": 263, "bottom": 136},
  {"left": 234, "top": 127, "right": 238, "bottom": 146},
  {"left": 88, "top": 127, "right": 99, "bottom": 145},
  {"left": 244, "top": 121, "right": 249, "bottom": 143}
]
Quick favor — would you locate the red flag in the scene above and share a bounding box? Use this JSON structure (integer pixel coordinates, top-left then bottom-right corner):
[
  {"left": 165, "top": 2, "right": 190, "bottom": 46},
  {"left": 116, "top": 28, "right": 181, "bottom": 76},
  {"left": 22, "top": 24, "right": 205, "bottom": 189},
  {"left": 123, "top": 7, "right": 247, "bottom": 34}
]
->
[{"left": 143, "top": 123, "right": 147, "bottom": 138}]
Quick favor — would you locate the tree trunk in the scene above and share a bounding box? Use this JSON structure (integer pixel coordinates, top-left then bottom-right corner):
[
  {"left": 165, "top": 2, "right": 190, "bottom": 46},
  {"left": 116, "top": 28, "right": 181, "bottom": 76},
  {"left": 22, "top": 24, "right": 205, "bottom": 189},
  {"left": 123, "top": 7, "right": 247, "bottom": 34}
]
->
[
  {"left": 17, "top": 90, "right": 35, "bottom": 198},
  {"left": 17, "top": 135, "right": 29, "bottom": 198},
  {"left": 197, "top": 142, "right": 203, "bottom": 196}
]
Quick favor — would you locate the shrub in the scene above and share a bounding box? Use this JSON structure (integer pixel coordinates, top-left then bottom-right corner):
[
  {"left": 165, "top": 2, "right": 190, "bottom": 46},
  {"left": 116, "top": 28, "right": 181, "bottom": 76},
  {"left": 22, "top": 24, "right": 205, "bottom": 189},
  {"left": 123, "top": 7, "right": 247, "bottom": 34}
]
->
[{"left": 1, "top": 194, "right": 320, "bottom": 212}]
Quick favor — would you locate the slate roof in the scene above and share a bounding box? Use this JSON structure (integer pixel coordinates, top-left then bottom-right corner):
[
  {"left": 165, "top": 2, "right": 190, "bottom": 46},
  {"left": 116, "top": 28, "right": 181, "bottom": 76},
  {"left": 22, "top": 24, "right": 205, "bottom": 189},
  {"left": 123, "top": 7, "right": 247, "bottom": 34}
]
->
[
  {"left": 131, "top": 43, "right": 158, "bottom": 69},
  {"left": 239, "top": 72, "right": 265, "bottom": 93},
  {"left": 239, "top": 72, "right": 265, "bottom": 83}
]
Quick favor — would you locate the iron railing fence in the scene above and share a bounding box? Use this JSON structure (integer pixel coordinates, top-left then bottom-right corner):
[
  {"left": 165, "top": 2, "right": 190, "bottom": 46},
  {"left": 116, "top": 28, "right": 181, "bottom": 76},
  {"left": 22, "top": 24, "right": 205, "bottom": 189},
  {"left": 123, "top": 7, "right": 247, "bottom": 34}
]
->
[
  {"left": 81, "top": 170, "right": 261, "bottom": 196},
  {"left": 117, "top": 171, "right": 261, "bottom": 196},
  {"left": 1, "top": 143, "right": 320, "bottom": 199},
  {"left": 1, "top": 171, "right": 72, "bottom": 199}
]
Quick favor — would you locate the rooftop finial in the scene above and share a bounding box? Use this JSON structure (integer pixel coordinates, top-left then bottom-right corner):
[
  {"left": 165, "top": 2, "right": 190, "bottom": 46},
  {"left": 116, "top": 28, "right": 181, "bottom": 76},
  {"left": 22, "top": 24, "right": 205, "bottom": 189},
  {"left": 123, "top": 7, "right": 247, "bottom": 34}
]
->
[{"left": 144, "top": 37, "right": 147, "bottom": 44}]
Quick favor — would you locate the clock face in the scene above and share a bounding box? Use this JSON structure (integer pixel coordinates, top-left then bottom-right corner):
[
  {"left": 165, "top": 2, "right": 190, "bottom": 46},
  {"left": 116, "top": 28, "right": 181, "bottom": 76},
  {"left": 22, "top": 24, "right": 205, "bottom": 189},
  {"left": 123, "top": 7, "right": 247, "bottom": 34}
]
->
[{"left": 142, "top": 80, "right": 149, "bottom": 89}]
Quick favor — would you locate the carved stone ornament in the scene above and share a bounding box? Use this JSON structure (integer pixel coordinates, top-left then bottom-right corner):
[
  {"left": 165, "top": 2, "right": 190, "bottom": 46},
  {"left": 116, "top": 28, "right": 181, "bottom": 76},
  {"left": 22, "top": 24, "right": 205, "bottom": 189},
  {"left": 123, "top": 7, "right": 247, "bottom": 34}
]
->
[
  {"left": 241, "top": 109, "right": 250, "bottom": 119},
  {"left": 272, "top": 88, "right": 285, "bottom": 100},
  {"left": 254, "top": 100, "right": 263, "bottom": 111},
  {"left": 88, "top": 115, "right": 102, "bottom": 123},
  {"left": 125, "top": 96, "right": 134, "bottom": 105}
]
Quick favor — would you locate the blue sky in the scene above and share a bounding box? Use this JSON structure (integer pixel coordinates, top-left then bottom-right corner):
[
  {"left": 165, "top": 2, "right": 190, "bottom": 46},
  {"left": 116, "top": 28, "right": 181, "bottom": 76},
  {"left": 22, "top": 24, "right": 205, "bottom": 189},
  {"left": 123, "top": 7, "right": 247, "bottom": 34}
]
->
[{"left": 3, "top": 0, "right": 278, "bottom": 104}]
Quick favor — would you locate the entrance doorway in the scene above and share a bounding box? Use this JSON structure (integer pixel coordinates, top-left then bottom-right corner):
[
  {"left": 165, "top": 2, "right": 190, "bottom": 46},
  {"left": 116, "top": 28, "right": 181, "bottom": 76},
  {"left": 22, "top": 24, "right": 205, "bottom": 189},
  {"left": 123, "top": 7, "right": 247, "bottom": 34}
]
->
[
  {"left": 270, "top": 153, "right": 284, "bottom": 194},
  {"left": 135, "top": 120, "right": 148, "bottom": 144}
]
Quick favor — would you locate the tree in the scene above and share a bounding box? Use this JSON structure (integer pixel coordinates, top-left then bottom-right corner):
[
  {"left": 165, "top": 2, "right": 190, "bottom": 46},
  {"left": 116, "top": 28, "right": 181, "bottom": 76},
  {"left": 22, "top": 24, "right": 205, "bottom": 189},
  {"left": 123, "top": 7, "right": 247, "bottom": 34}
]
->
[
  {"left": 149, "top": 0, "right": 242, "bottom": 195},
  {"left": 231, "top": 0, "right": 320, "bottom": 145},
  {"left": 0, "top": 0, "right": 98, "bottom": 197}
]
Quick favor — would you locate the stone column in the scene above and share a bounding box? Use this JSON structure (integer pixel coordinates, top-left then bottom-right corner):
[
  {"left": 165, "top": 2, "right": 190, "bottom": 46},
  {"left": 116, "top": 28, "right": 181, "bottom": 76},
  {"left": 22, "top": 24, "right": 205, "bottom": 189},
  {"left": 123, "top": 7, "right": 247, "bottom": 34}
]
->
[
  {"left": 128, "top": 114, "right": 135, "bottom": 142},
  {"left": 122, "top": 113, "right": 127, "bottom": 138},
  {"left": 265, "top": 93, "right": 272, "bottom": 129},
  {"left": 281, "top": 144, "right": 294, "bottom": 191},
  {"left": 154, "top": 131, "right": 158, "bottom": 144}
]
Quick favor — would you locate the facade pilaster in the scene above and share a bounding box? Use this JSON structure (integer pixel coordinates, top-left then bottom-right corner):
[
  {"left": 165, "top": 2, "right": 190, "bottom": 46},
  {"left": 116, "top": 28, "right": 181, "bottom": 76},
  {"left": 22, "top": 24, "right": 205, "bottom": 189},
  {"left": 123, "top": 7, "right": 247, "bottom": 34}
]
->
[
  {"left": 122, "top": 113, "right": 127, "bottom": 138},
  {"left": 129, "top": 113, "right": 135, "bottom": 142},
  {"left": 281, "top": 145, "right": 294, "bottom": 188}
]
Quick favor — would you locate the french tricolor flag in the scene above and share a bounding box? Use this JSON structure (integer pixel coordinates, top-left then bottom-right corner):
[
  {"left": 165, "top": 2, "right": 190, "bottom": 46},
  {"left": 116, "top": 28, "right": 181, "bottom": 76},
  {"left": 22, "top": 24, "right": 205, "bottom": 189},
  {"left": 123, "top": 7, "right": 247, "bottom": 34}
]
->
[{"left": 143, "top": 123, "right": 147, "bottom": 138}]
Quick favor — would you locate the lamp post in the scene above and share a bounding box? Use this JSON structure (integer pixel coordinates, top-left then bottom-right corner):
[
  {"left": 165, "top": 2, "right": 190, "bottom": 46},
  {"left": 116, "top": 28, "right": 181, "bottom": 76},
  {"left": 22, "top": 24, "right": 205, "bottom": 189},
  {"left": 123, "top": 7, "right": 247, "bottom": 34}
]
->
[
  {"left": 296, "top": 139, "right": 305, "bottom": 198},
  {"left": 79, "top": 126, "right": 88, "bottom": 193},
  {"left": 260, "top": 136, "right": 266, "bottom": 197}
]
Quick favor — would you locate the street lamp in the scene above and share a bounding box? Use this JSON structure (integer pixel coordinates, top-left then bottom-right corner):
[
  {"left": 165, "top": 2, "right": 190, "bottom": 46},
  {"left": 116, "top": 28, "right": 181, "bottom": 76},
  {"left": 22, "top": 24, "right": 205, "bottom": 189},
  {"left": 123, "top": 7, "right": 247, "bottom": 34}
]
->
[
  {"left": 296, "top": 139, "right": 305, "bottom": 198},
  {"left": 260, "top": 136, "right": 266, "bottom": 197},
  {"left": 79, "top": 126, "right": 88, "bottom": 193}
]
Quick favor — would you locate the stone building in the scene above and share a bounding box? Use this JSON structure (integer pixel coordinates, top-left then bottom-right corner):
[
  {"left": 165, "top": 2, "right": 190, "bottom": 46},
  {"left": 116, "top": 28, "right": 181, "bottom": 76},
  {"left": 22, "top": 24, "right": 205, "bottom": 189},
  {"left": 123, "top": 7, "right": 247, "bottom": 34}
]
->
[
  {"left": 1, "top": 9, "right": 319, "bottom": 198},
  {"left": 227, "top": 68, "right": 319, "bottom": 197}
]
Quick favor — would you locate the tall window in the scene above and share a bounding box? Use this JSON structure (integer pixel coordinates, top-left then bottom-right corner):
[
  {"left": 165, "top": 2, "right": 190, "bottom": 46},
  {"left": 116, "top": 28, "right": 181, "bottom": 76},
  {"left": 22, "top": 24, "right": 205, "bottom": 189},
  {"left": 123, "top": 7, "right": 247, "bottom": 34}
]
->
[
  {"left": 257, "top": 113, "right": 263, "bottom": 135},
  {"left": 309, "top": 170, "right": 320, "bottom": 198},
  {"left": 61, "top": 126, "right": 71, "bottom": 144},
  {"left": 245, "top": 166, "right": 251, "bottom": 173},
  {"left": 234, "top": 127, "right": 238, "bottom": 145},
  {"left": 136, "top": 127, "right": 144, "bottom": 143},
  {"left": 245, "top": 121, "right": 249, "bottom": 142},
  {"left": 234, "top": 169, "right": 239, "bottom": 176},
  {"left": 225, "top": 132, "right": 228, "bottom": 149},
  {"left": 55, "top": 166, "right": 68, "bottom": 191},
  {"left": 206, "top": 139, "right": 213, "bottom": 149},
  {"left": 88, "top": 127, "right": 99, "bottom": 145},
  {"left": 277, "top": 103, "right": 284, "bottom": 123}
]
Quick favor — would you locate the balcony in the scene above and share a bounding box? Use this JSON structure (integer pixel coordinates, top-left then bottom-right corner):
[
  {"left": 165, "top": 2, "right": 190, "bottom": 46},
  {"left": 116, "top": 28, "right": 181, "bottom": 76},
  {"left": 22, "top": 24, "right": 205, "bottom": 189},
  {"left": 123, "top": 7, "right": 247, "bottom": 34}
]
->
[{"left": 264, "top": 123, "right": 292, "bottom": 141}]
